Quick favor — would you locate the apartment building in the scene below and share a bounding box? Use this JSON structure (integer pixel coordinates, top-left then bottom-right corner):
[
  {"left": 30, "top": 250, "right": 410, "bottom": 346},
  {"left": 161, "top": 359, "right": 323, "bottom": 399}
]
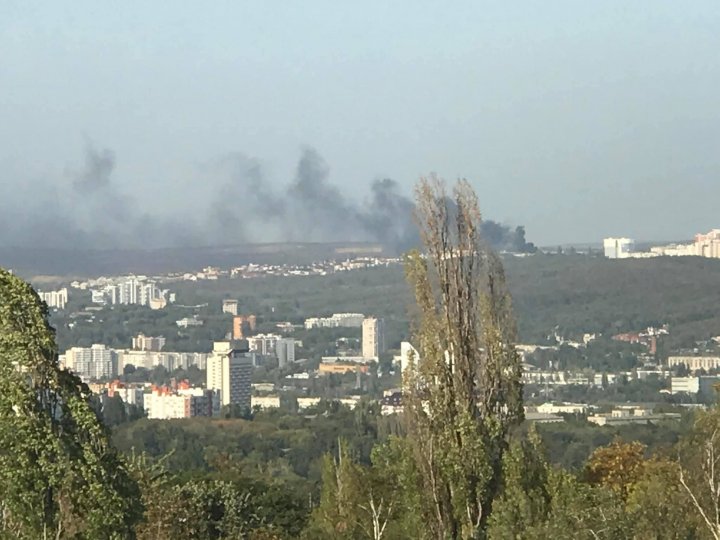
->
[
  {"left": 206, "top": 341, "right": 254, "bottom": 409},
  {"left": 362, "top": 317, "right": 385, "bottom": 360}
]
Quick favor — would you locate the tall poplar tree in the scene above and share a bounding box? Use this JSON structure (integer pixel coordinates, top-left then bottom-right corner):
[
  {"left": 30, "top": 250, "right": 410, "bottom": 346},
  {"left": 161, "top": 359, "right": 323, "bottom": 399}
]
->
[{"left": 403, "top": 176, "right": 523, "bottom": 539}]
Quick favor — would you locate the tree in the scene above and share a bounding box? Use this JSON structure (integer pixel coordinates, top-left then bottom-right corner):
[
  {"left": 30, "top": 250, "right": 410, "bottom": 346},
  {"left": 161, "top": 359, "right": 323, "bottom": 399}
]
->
[
  {"left": 0, "top": 268, "right": 142, "bottom": 539},
  {"left": 488, "top": 426, "right": 551, "bottom": 537},
  {"left": 627, "top": 458, "right": 699, "bottom": 539},
  {"left": 585, "top": 440, "right": 647, "bottom": 500},
  {"left": 102, "top": 394, "right": 128, "bottom": 426},
  {"left": 306, "top": 440, "right": 367, "bottom": 539},
  {"left": 305, "top": 439, "right": 408, "bottom": 540},
  {"left": 403, "top": 177, "right": 524, "bottom": 538},
  {"left": 679, "top": 405, "right": 720, "bottom": 539},
  {"left": 526, "top": 469, "right": 630, "bottom": 540}
]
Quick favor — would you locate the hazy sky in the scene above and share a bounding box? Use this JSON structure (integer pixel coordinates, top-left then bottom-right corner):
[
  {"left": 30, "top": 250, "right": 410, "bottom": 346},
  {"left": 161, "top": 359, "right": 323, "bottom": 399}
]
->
[{"left": 2, "top": 1, "right": 719, "bottom": 247}]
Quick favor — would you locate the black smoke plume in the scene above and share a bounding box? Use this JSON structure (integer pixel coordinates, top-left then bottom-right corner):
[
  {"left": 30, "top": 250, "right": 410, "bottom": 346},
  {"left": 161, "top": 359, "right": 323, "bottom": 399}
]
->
[{"left": 0, "top": 144, "right": 535, "bottom": 254}]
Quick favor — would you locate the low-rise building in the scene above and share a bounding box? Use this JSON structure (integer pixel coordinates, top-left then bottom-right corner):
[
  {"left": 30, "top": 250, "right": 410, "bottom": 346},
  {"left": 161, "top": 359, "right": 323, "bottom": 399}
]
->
[
  {"left": 671, "top": 376, "right": 720, "bottom": 397},
  {"left": 534, "top": 402, "right": 588, "bottom": 415},
  {"left": 304, "top": 313, "right": 365, "bottom": 329},
  {"left": 318, "top": 362, "right": 369, "bottom": 375},
  {"left": 176, "top": 316, "right": 203, "bottom": 328},
  {"left": 524, "top": 412, "right": 565, "bottom": 424},
  {"left": 587, "top": 406, "right": 680, "bottom": 426},
  {"left": 297, "top": 397, "right": 322, "bottom": 410},
  {"left": 251, "top": 395, "right": 281, "bottom": 409},
  {"left": 381, "top": 390, "right": 403, "bottom": 416}
]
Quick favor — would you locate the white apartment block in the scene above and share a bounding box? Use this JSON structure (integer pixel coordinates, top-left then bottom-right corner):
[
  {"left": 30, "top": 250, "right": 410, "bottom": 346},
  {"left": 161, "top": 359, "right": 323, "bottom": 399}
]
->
[
  {"left": 603, "top": 238, "right": 635, "bottom": 259},
  {"left": 535, "top": 402, "right": 587, "bottom": 415},
  {"left": 117, "top": 350, "right": 208, "bottom": 373},
  {"left": 132, "top": 333, "right": 166, "bottom": 352},
  {"left": 251, "top": 395, "right": 281, "bottom": 409},
  {"left": 144, "top": 386, "right": 218, "bottom": 419},
  {"left": 398, "top": 341, "right": 419, "bottom": 374},
  {"left": 222, "top": 299, "right": 239, "bottom": 316},
  {"left": 37, "top": 288, "right": 68, "bottom": 310},
  {"left": 65, "top": 344, "right": 115, "bottom": 381},
  {"left": 145, "top": 390, "right": 190, "bottom": 419},
  {"left": 362, "top": 317, "right": 385, "bottom": 360},
  {"left": 247, "top": 334, "right": 281, "bottom": 356},
  {"left": 649, "top": 230, "right": 720, "bottom": 259},
  {"left": 671, "top": 376, "right": 720, "bottom": 396},
  {"left": 93, "top": 277, "right": 170, "bottom": 309},
  {"left": 176, "top": 317, "right": 203, "bottom": 328},
  {"left": 304, "top": 313, "right": 365, "bottom": 329},
  {"left": 695, "top": 230, "right": 720, "bottom": 258}
]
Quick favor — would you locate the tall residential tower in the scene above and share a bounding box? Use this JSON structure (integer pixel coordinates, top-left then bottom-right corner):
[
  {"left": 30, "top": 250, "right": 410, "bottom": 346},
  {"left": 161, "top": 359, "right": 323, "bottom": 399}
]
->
[{"left": 362, "top": 317, "right": 385, "bottom": 361}]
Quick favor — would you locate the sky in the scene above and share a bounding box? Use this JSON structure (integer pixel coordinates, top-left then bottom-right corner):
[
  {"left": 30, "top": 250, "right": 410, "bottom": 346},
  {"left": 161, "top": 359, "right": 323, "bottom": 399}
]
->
[{"left": 1, "top": 1, "right": 719, "bottom": 247}]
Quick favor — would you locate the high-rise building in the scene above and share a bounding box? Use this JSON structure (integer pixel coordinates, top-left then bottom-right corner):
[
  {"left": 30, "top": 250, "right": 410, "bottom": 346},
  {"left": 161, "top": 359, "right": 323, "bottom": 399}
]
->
[
  {"left": 206, "top": 341, "right": 254, "bottom": 409},
  {"left": 276, "top": 338, "right": 296, "bottom": 367},
  {"left": 232, "top": 314, "right": 257, "bottom": 339},
  {"left": 132, "top": 333, "right": 166, "bottom": 352},
  {"left": 99, "top": 277, "right": 169, "bottom": 308},
  {"left": 603, "top": 238, "right": 635, "bottom": 259},
  {"left": 694, "top": 229, "right": 720, "bottom": 258},
  {"left": 37, "top": 288, "right": 68, "bottom": 310},
  {"left": 399, "top": 341, "right": 419, "bottom": 374},
  {"left": 362, "top": 317, "right": 385, "bottom": 360},
  {"left": 65, "top": 344, "right": 115, "bottom": 380},
  {"left": 222, "top": 299, "right": 239, "bottom": 316},
  {"left": 247, "top": 333, "right": 280, "bottom": 356}
]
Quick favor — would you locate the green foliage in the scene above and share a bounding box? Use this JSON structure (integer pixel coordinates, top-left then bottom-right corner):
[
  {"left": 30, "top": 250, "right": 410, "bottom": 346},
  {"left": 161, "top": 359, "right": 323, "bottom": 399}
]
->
[
  {"left": 0, "top": 268, "right": 142, "bottom": 539},
  {"left": 402, "top": 179, "right": 524, "bottom": 539},
  {"left": 488, "top": 426, "right": 551, "bottom": 538},
  {"left": 489, "top": 432, "right": 702, "bottom": 539},
  {"left": 111, "top": 404, "right": 388, "bottom": 481},
  {"left": 535, "top": 418, "right": 688, "bottom": 470},
  {"left": 584, "top": 440, "right": 647, "bottom": 499},
  {"left": 304, "top": 438, "right": 422, "bottom": 540},
  {"left": 132, "top": 452, "right": 305, "bottom": 540}
]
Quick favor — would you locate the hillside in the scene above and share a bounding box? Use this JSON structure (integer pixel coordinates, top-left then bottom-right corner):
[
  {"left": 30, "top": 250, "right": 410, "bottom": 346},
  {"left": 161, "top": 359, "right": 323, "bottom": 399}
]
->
[
  {"left": 50, "top": 254, "right": 720, "bottom": 352},
  {"left": 505, "top": 254, "right": 720, "bottom": 347}
]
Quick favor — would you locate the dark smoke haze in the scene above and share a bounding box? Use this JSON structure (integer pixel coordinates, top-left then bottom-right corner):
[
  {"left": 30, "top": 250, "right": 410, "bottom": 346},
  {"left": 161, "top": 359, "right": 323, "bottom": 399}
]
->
[
  {"left": 0, "top": 144, "right": 534, "bottom": 253},
  {"left": 210, "top": 148, "right": 420, "bottom": 248}
]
